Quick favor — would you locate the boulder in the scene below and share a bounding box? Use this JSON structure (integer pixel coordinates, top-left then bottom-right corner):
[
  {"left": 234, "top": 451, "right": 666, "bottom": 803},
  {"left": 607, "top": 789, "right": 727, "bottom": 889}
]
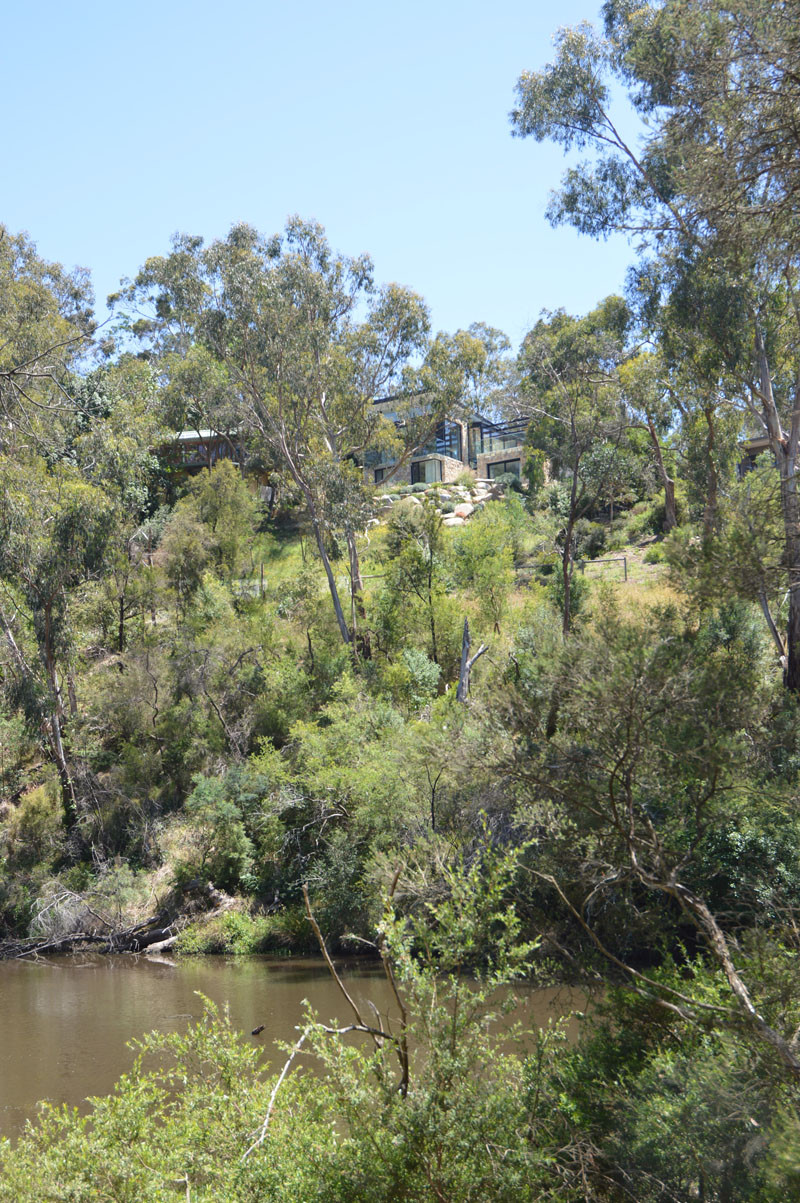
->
[
  {"left": 454, "top": 502, "right": 474, "bottom": 519},
  {"left": 442, "top": 514, "right": 465, "bottom": 526}
]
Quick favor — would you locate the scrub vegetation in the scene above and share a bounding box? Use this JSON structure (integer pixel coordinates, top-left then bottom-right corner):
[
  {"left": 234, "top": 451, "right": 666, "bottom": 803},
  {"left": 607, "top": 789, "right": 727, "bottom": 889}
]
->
[{"left": 2, "top": 2, "right": 800, "bottom": 1195}]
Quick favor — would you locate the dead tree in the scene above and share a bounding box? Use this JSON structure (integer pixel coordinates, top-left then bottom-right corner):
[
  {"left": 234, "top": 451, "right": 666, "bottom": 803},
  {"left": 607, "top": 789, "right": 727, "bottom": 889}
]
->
[{"left": 456, "top": 618, "right": 487, "bottom": 702}]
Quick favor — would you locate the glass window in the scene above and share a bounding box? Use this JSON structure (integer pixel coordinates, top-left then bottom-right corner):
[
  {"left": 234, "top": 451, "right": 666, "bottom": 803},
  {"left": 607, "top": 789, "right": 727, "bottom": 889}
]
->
[
  {"left": 471, "top": 420, "right": 527, "bottom": 458},
  {"left": 418, "top": 422, "right": 462, "bottom": 461},
  {"left": 411, "top": 458, "right": 443, "bottom": 484},
  {"left": 435, "top": 421, "right": 462, "bottom": 460},
  {"left": 487, "top": 459, "right": 521, "bottom": 479},
  {"left": 374, "top": 467, "right": 386, "bottom": 484}
]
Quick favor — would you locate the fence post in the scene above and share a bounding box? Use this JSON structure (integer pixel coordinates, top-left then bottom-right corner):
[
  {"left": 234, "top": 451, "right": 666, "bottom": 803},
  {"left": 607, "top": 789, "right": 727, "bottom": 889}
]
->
[{"left": 623, "top": 556, "right": 627, "bottom": 582}]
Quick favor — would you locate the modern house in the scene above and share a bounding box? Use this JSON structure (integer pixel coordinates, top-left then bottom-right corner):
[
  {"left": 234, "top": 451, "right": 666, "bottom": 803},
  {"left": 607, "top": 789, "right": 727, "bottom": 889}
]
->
[
  {"left": 363, "top": 398, "right": 528, "bottom": 487},
  {"left": 737, "top": 433, "right": 773, "bottom": 477},
  {"left": 159, "top": 429, "right": 243, "bottom": 475}
]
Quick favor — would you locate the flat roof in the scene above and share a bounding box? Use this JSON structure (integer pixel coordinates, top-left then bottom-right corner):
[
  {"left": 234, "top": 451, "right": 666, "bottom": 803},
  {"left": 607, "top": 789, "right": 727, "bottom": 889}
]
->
[{"left": 173, "top": 430, "right": 236, "bottom": 442}]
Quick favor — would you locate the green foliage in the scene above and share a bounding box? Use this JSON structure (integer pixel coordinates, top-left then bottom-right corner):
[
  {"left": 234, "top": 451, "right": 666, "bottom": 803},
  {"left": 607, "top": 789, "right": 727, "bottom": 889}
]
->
[
  {"left": 573, "top": 516, "right": 606, "bottom": 560},
  {"left": 0, "top": 849, "right": 567, "bottom": 1203},
  {"left": 4, "top": 190, "right": 800, "bottom": 1199},
  {"left": 175, "top": 909, "right": 279, "bottom": 955},
  {"left": 523, "top": 444, "right": 546, "bottom": 507},
  {"left": 548, "top": 565, "right": 589, "bottom": 621},
  {"left": 389, "top": 646, "right": 441, "bottom": 710},
  {"left": 452, "top": 503, "right": 515, "bottom": 631},
  {"left": 185, "top": 459, "right": 259, "bottom": 574},
  {"left": 178, "top": 775, "right": 256, "bottom": 892},
  {"left": 1, "top": 777, "right": 64, "bottom": 871}
]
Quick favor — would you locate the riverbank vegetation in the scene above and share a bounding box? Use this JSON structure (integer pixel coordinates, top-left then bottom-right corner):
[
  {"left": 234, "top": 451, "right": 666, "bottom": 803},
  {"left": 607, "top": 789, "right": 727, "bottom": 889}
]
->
[{"left": 2, "top": 0, "right": 800, "bottom": 1195}]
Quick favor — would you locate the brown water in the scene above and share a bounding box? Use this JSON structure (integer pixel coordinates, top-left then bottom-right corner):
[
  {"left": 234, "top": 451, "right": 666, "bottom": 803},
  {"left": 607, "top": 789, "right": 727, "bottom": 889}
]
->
[{"left": 0, "top": 953, "right": 585, "bottom": 1138}]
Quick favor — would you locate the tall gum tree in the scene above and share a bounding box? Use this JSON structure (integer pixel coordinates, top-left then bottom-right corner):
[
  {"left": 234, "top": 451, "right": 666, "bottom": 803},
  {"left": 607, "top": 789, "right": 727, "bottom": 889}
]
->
[
  {"left": 516, "top": 297, "right": 629, "bottom": 635},
  {"left": 114, "top": 219, "right": 503, "bottom": 652},
  {"left": 0, "top": 228, "right": 104, "bottom": 822},
  {"left": 511, "top": 0, "right": 800, "bottom": 689}
]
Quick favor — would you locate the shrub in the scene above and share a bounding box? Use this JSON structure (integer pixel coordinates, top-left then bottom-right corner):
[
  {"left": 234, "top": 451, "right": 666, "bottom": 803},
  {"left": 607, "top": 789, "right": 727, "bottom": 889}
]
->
[
  {"left": 549, "top": 567, "right": 590, "bottom": 620},
  {"left": 492, "top": 471, "right": 523, "bottom": 493},
  {"left": 175, "top": 909, "right": 279, "bottom": 955},
  {"left": 2, "top": 777, "right": 64, "bottom": 870},
  {"left": 176, "top": 775, "right": 255, "bottom": 892},
  {"left": 544, "top": 480, "right": 571, "bottom": 520},
  {"left": 574, "top": 518, "right": 607, "bottom": 560},
  {"left": 401, "top": 646, "right": 441, "bottom": 706}
]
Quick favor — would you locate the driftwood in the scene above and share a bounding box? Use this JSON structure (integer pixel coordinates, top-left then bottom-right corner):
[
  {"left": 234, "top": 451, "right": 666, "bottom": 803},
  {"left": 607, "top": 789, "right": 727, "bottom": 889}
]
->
[{"left": 0, "top": 880, "right": 234, "bottom": 960}]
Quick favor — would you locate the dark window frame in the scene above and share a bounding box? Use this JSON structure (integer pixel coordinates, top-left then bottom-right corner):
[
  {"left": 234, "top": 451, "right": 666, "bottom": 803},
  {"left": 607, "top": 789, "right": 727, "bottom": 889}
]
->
[
  {"left": 486, "top": 458, "right": 521, "bottom": 479},
  {"left": 411, "top": 458, "right": 443, "bottom": 484}
]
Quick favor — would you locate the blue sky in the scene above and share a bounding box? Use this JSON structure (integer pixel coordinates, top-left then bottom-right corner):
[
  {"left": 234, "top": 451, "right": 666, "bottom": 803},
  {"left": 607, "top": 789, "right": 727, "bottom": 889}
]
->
[{"left": 4, "top": 1, "right": 634, "bottom": 348}]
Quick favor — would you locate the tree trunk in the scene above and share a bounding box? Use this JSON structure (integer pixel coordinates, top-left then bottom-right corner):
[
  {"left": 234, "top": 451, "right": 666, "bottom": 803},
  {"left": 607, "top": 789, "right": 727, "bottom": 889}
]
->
[
  {"left": 757, "top": 589, "right": 787, "bottom": 666},
  {"left": 645, "top": 415, "right": 677, "bottom": 531},
  {"left": 456, "top": 618, "right": 487, "bottom": 702},
  {"left": 48, "top": 712, "right": 78, "bottom": 827},
  {"left": 345, "top": 524, "right": 371, "bottom": 659},
  {"left": 701, "top": 406, "right": 719, "bottom": 537},
  {"left": 755, "top": 325, "right": 800, "bottom": 691},
  {"left": 305, "top": 497, "right": 352, "bottom": 646},
  {"left": 562, "top": 466, "right": 580, "bottom": 637},
  {"left": 561, "top": 515, "right": 576, "bottom": 638},
  {"left": 0, "top": 604, "right": 77, "bottom": 824},
  {"left": 43, "top": 603, "right": 79, "bottom": 826}
]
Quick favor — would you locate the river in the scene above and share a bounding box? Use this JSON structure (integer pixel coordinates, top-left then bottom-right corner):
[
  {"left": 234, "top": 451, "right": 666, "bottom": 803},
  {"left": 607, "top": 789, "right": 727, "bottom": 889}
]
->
[{"left": 0, "top": 953, "right": 587, "bottom": 1138}]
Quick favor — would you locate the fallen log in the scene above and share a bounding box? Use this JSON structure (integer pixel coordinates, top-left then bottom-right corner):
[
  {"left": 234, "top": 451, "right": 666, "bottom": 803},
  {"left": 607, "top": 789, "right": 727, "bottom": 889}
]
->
[{"left": 0, "top": 880, "right": 235, "bottom": 960}]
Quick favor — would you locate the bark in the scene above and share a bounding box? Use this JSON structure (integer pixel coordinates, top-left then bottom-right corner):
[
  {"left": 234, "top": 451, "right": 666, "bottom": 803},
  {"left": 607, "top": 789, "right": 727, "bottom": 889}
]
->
[
  {"left": 306, "top": 498, "right": 352, "bottom": 645},
  {"left": 0, "top": 602, "right": 78, "bottom": 826},
  {"left": 633, "top": 862, "right": 800, "bottom": 1082},
  {"left": 345, "top": 524, "right": 371, "bottom": 659},
  {"left": 645, "top": 415, "right": 677, "bottom": 531},
  {"left": 758, "top": 589, "right": 787, "bottom": 666},
  {"left": 755, "top": 325, "right": 800, "bottom": 691},
  {"left": 42, "top": 601, "right": 78, "bottom": 825},
  {"left": 561, "top": 457, "right": 581, "bottom": 637},
  {"left": 561, "top": 515, "right": 576, "bottom": 638},
  {"left": 456, "top": 618, "right": 487, "bottom": 702},
  {"left": 701, "top": 405, "right": 719, "bottom": 537}
]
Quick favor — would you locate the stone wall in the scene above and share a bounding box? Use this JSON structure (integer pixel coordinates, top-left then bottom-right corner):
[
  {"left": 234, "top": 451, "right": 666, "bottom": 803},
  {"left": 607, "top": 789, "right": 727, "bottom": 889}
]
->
[
  {"left": 371, "top": 453, "right": 467, "bottom": 488},
  {"left": 475, "top": 446, "right": 525, "bottom": 482}
]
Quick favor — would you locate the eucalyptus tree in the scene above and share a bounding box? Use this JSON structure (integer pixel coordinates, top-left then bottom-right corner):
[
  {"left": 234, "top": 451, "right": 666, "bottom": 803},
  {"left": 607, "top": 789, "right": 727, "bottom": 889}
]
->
[
  {"left": 617, "top": 351, "right": 678, "bottom": 530},
  {"left": 0, "top": 229, "right": 107, "bottom": 822},
  {"left": 0, "top": 225, "right": 94, "bottom": 455},
  {"left": 0, "top": 461, "right": 114, "bottom": 824},
  {"left": 511, "top": 0, "right": 800, "bottom": 687},
  {"left": 115, "top": 219, "right": 497, "bottom": 651},
  {"left": 517, "top": 296, "right": 629, "bottom": 634}
]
